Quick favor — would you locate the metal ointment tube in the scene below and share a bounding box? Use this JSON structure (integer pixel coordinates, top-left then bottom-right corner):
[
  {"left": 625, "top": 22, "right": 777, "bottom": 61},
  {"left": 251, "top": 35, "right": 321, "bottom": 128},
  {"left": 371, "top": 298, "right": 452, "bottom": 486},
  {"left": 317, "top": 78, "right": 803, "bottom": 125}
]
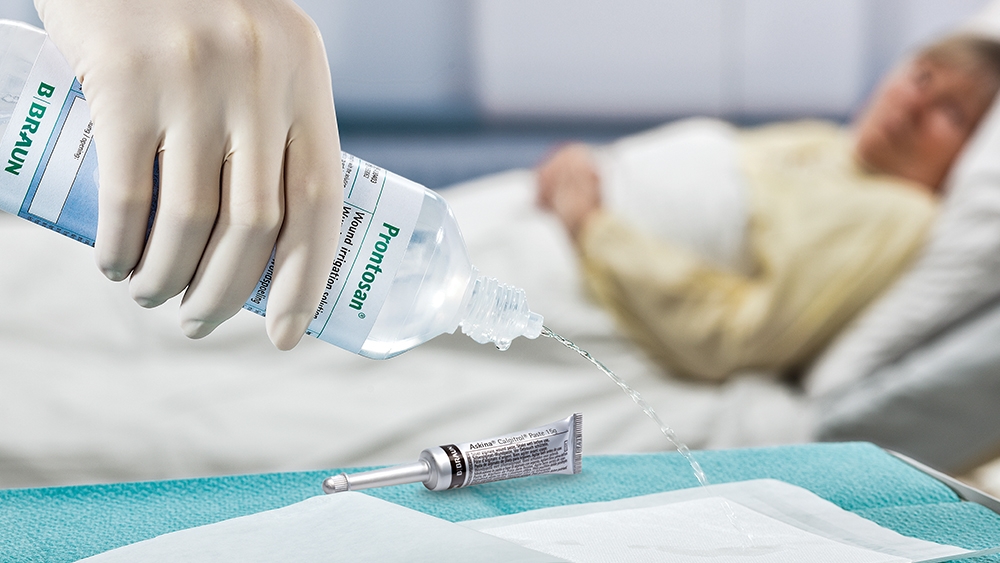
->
[{"left": 322, "top": 414, "right": 583, "bottom": 494}]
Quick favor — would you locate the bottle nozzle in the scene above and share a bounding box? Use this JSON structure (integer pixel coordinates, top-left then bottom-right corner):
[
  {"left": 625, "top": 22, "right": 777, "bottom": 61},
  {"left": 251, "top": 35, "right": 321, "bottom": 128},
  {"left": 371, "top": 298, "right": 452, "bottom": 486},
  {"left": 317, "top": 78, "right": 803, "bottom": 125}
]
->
[
  {"left": 460, "top": 276, "right": 543, "bottom": 350},
  {"left": 524, "top": 312, "right": 544, "bottom": 339}
]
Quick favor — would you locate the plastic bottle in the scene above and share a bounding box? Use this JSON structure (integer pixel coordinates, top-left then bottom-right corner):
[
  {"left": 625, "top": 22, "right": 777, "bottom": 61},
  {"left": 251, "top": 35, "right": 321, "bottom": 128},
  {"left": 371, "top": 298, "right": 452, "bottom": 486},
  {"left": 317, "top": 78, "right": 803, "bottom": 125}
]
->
[{"left": 0, "top": 19, "right": 543, "bottom": 358}]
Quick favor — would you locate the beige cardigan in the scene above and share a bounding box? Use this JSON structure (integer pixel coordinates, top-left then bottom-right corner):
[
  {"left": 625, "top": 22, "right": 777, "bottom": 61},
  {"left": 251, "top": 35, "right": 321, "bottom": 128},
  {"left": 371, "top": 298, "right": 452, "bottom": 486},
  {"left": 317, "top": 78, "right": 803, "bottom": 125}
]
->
[{"left": 578, "top": 121, "right": 937, "bottom": 381}]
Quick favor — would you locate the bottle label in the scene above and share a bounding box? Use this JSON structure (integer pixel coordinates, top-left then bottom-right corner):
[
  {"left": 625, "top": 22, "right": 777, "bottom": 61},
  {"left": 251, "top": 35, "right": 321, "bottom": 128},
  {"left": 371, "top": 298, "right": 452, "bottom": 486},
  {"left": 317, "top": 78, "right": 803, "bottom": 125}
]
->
[
  {"left": 0, "top": 37, "right": 423, "bottom": 354},
  {"left": 244, "top": 155, "right": 423, "bottom": 352},
  {"left": 0, "top": 38, "right": 98, "bottom": 245}
]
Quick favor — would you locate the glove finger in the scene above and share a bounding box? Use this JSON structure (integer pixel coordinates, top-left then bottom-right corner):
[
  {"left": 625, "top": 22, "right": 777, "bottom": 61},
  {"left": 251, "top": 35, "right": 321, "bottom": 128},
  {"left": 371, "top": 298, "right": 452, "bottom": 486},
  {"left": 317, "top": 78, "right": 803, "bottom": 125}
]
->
[
  {"left": 179, "top": 133, "right": 285, "bottom": 339},
  {"left": 265, "top": 114, "right": 343, "bottom": 350},
  {"left": 129, "top": 125, "right": 226, "bottom": 308},
  {"left": 90, "top": 104, "right": 160, "bottom": 282}
]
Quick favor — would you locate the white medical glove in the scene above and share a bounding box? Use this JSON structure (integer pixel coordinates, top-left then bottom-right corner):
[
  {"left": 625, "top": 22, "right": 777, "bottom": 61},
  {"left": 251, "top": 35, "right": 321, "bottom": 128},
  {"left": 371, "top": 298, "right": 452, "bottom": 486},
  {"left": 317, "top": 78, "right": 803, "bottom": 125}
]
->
[{"left": 34, "top": 0, "right": 343, "bottom": 350}]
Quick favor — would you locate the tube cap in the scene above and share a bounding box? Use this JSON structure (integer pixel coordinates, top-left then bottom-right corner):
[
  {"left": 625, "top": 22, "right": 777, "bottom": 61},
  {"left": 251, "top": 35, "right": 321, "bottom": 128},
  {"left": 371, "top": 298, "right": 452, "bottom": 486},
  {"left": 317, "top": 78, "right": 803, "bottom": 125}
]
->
[{"left": 322, "top": 474, "right": 350, "bottom": 494}]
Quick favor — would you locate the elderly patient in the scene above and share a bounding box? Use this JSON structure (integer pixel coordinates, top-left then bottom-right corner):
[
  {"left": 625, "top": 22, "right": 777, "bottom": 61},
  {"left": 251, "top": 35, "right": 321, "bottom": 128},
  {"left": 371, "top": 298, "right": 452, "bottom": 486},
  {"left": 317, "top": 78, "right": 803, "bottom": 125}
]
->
[{"left": 537, "top": 35, "right": 1000, "bottom": 382}]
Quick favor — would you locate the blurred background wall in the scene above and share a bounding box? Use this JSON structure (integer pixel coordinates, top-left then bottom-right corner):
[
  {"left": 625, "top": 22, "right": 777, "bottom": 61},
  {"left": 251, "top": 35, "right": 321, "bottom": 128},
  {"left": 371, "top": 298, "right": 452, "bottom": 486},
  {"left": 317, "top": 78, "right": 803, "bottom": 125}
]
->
[
  {"left": 313, "top": 0, "right": 990, "bottom": 124},
  {"left": 1, "top": 0, "right": 991, "bottom": 186}
]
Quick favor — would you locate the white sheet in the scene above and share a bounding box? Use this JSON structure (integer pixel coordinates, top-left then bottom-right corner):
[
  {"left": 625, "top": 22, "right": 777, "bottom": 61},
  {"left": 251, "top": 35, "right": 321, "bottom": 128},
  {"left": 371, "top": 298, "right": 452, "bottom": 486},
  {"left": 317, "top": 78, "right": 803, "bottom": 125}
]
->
[
  {"left": 0, "top": 128, "right": 814, "bottom": 488},
  {"left": 599, "top": 118, "right": 752, "bottom": 273}
]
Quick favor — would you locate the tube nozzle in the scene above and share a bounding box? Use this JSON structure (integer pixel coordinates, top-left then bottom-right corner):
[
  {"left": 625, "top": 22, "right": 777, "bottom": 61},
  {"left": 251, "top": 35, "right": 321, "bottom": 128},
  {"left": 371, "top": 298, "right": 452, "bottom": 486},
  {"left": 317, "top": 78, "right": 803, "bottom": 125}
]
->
[
  {"left": 322, "top": 474, "right": 350, "bottom": 494},
  {"left": 321, "top": 461, "right": 431, "bottom": 494}
]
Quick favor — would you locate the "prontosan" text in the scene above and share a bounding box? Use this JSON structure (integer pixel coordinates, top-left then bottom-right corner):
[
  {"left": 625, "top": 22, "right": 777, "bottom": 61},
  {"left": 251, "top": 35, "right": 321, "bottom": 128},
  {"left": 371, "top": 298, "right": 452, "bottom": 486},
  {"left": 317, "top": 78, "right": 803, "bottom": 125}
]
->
[{"left": 349, "top": 222, "right": 400, "bottom": 311}]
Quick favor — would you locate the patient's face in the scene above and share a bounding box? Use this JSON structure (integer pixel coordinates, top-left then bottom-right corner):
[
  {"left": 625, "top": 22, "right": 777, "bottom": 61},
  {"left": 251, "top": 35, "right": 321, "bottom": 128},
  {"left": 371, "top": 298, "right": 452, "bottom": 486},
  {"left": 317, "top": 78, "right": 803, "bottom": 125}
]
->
[{"left": 854, "top": 56, "right": 996, "bottom": 191}]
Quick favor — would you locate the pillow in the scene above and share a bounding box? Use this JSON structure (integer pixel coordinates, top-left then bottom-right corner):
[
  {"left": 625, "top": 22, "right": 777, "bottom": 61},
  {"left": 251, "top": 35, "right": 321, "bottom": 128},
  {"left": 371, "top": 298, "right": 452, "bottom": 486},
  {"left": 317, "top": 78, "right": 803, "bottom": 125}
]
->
[
  {"left": 804, "top": 5, "right": 1000, "bottom": 470},
  {"left": 815, "top": 295, "right": 1000, "bottom": 473},
  {"left": 805, "top": 0, "right": 1000, "bottom": 397},
  {"left": 803, "top": 88, "right": 1000, "bottom": 397}
]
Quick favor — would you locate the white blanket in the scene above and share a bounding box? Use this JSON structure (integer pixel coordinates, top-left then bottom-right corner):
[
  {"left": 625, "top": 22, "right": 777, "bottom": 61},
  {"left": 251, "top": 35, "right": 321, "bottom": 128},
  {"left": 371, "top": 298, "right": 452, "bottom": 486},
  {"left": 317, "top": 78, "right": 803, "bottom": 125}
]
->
[{"left": 0, "top": 167, "right": 812, "bottom": 489}]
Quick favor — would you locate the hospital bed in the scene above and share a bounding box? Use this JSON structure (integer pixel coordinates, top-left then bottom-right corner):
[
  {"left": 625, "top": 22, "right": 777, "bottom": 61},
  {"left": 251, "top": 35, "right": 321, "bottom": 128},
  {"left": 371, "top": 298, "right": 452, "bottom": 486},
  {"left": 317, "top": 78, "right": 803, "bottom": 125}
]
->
[{"left": 7, "top": 111, "right": 1000, "bottom": 495}]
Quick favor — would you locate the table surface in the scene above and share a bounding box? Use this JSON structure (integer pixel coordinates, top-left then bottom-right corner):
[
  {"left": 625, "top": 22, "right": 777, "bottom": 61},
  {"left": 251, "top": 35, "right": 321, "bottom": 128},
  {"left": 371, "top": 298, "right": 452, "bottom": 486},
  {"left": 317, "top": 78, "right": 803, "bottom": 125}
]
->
[{"left": 2, "top": 442, "right": 999, "bottom": 562}]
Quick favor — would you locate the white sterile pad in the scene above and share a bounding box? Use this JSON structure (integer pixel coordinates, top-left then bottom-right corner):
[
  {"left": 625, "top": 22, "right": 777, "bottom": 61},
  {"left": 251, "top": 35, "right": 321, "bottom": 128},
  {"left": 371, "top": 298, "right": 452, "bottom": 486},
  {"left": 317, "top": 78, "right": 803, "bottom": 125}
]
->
[
  {"left": 79, "top": 493, "right": 565, "bottom": 563},
  {"left": 477, "top": 497, "right": 908, "bottom": 563},
  {"left": 464, "top": 479, "right": 969, "bottom": 563}
]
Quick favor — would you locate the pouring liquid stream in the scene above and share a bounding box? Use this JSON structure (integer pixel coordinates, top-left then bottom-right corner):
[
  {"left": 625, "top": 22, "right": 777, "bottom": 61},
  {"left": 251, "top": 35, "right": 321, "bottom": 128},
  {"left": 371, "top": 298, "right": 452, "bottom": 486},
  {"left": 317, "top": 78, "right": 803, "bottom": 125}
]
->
[
  {"left": 540, "top": 326, "right": 757, "bottom": 547},
  {"left": 540, "top": 326, "right": 708, "bottom": 485}
]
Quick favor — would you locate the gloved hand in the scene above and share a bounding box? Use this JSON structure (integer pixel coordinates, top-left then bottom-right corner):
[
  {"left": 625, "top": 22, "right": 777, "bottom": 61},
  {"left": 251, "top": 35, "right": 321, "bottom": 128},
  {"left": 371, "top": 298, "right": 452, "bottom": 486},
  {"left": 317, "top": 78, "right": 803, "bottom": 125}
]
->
[{"left": 34, "top": 0, "right": 343, "bottom": 350}]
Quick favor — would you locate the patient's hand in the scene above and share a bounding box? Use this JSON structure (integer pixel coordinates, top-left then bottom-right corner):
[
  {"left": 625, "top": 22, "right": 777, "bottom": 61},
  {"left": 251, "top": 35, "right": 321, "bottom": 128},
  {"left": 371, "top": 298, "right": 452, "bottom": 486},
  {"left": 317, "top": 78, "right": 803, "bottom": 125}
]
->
[{"left": 537, "top": 144, "right": 602, "bottom": 240}]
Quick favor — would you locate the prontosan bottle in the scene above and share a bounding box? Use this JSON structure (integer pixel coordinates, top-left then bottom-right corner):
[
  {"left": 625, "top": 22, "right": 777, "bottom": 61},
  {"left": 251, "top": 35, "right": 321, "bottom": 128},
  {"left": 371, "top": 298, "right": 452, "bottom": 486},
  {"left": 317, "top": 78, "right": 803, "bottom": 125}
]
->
[{"left": 0, "top": 20, "right": 543, "bottom": 358}]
